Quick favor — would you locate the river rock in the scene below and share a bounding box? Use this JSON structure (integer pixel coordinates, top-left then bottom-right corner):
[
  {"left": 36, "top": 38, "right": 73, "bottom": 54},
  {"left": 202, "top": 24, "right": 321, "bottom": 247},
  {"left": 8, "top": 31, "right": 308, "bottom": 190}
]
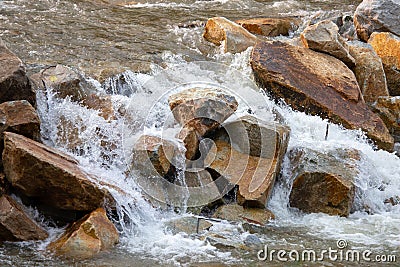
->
[
  {"left": 213, "top": 204, "right": 274, "bottom": 225},
  {"left": 164, "top": 216, "right": 213, "bottom": 235},
  {"left": 203, "top": 17, "right": 258, "bottom": 53},
  {"left": 354, "top": 0, "right": 400, "bottom": 42},
  {"left": 0, "top": 195, "right": 49, "bottom": 241},
  {"left": 250, "top": 41, "right": 394, "bottom": 151},
  {"left": 371, "top": 96, "right": 400, "bottom": 142},
  {"left": 300, "top": 20, "right": 355, "bottom": 68},
  {"left": 206, "top": 117, "right": 289, "bottom": 208},
  {"left": 348, "top": 41, "right": 389, "bottom": 103},
  {"left": 289, "top": 147, "right": 360, "bottom": 217},
  {"left": 168, "top": 88, "right": 238, "bottom": 137},
  {"left": 235, "top": 17, "right": 299, "bottom": 37},
  {"left": 0, "top": 39, "right": 35, "bottom": 106},
  {"left": 2, "top": 132, "right": 112, "bottom": 211},
  {"left": 176, "top": 127, "right": 199, "bottom": 160},
  {"left": 30, "top": 64, "right": 88, "bottom": 102},
  {"left": 368, "top": 32, "right": 400, "bottom": 96},
  {"left": 48, "top": 208, "right": 118, "bottom": 259},
  {"left": 0, "top": 100, "right": 40, "bottom": 154},
  {"left": 82, "top": 94, "right": 116, "bottom": 121},
  {"left": 132, "top": 135, "right": 178, "bottom": 178}
]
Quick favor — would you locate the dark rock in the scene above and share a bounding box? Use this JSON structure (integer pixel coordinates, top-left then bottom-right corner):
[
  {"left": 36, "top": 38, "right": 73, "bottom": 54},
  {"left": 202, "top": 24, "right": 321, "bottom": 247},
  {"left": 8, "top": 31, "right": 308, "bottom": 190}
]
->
[
  {"left": 250, "top": 41, "right": 394, "bottom": 151},
  {"left": 354, "top": 0, "right": 400, "bottom": 42},
  {"left": 0, "top": 195, "right": 48, "bottom": 241},
  {"left": 0, "top": 39, "right": 35, "bottom": 106}
]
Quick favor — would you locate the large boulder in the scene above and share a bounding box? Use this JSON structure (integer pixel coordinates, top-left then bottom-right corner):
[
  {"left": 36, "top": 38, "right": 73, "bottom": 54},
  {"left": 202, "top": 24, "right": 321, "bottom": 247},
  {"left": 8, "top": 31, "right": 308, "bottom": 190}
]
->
[
  {"left": 348, "top": 41, "right": 389, "bottom": 103},
  {"left": 354, "top": 0, "right": 400, "bottom": 42},
  {"left": 371, "top": 96, "right": 400, "bottom": 142},
  {"left": 212, "top": 204, "right": 274, "bottom": 225},
  {"left": 368, "top": 32, "right": 400, "bottom": 96},
  {"left": 289, "top": 147, "right": 360, "bottom": 217},
  {"left": 235, "top": 17, "right": 299, "bottom": 37},
  {"left": 206, "top": 116, "right": 290, "bottom": 208},
  {"left": 0, "top": 100, "right": 40, "bottom": 141},
  {"left": 203, "top": 17, "right": 258, "bottom": 53},
  {"left": 2, "top": 132, "right": 113, "bottom": 212},
  {"left": 0, "top": 39, "right": 35, "bottom": 106},
  {"left": 250, "top": 41, "right": 394, "bottom": 151},
  {"left": 0, "top": 195, "right": 48, "bottom": 241},
  {"left": 48, "top": 208, "right": 118, "bottom": 259},
  {"left": 300, "top": 20, "right": 355, "bottom": 68}
]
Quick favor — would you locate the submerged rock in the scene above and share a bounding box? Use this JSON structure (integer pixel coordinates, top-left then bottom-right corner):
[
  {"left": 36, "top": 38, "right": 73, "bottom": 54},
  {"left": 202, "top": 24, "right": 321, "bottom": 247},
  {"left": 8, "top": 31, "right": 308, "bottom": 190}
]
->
[
  {"left": 206, "top": 115, "right": 290, "bottom": 208},
  {"left": 203, "top": 17, "right": 258, "bottom": 53},
  {"left": 0, "top": 39, "right": 35, "bottom": 106},
  {"left": 289, "top": 147, "right": 360, "bottom": 217},
  {"left": 48, "top": 208, "right": 119, "bottom": 259},
  {"left": 348, "top": 41, "right": 389, "bottom": 103},
  {"left": 0, "top": 195, "right": 48, "bottom": 241},
  {"left": 2, "top": 132, "right": 113, "bottom": 211},
  {"left": 213, "top": 204, "right": 274, "bottom": 225},
  {"left": 235, "top": 17, "right": 299, "bottom": 37},
  {"left": 164, "top": 216, "right": 213, "bottom": 235},
  {"left": 368, "top": 32, "right": 400, "bottom": 96},
  {"left": 250, "top": 41, "right": 394, "bottom": 151},
  {"left": 371, "top": 96, "right": 400, "bottom": 142},
  {"left": 354, "top": 0, "right": 400, "bottom": 42},
  {"left": 300, "top": 20, "right": 355, "bottom": 68}
]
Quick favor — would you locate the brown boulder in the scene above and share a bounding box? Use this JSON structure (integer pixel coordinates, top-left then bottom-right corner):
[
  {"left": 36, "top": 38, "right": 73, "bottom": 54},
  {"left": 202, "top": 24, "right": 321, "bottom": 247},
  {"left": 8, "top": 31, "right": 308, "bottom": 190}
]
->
[
  {"left": 0, "top": 39, "right": 35, "bottom": 106},
  {"left": 203, "top": 17, "right": 258, "bottom": 53},
  {"left": 251, "top": 41, "right": 394, "bottom": 151},
  {"left": 30, "top": 64, "right": 88, "bottom": 102},
  {"left": 354, "top": 0, "right": 400, "bottom": 42},
  {"left": 368, "top": 32, "right": 400, "bottom": 96},
  {"left": 300, "top": 20, "right": 355, "bottom": 68},
  {"left": 82, "top": 94, "right": 116, "bottom": 121},
  {"left": 48, "top": 208, "right": 118, "bottom": 259},
  {"left": 2, "top": 132, "right": 112, "bottom": 211},
  {"left": 207, "top": 117, "right": 289, "bottom": 208},
  {"left": 213, "top": 204, "right": 274, "bottom": 225},
  {"left": 348, "top": 41, "right": 389, "bottom": 103},
  {"left": 371, "top": 96, "right": 400, "bottom": 142},
  {"left": 0, "top": 195, "right": 48, "bottom": 241},
  {"left": 289, "top": 147, "right": 359, "bottom": 217},
  {"left": 168, "top": 88, "right": 238, "bottom": 137},
  {"left": 176, "top": 127, "right": 199, "bottom": 160},
  {"left": 235, "top": 17, "right": 299, "bottom": 37}
]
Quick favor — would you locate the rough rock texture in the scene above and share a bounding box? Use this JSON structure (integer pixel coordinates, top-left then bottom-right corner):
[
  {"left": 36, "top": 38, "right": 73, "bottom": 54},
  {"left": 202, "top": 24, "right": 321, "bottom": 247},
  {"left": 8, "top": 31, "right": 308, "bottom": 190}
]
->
[
  {"left": 0, "top": 195, "right": 48, "bottom": 241},
  {"left": 348, "top": 41, "right": 389, "bottom": 103},
  {"left": 371, "top": 96, "right": 400, "bottom": 142},
  {"left": 368, "top": 32, "right": 400, "bottom": 96},
  {"left": 164, "top": 216, "right": 213, "bottom": 235},
  {"left": 235, "top": 17, "right": 299, "bottom": 37},
  {"left": 0, "top": 39, "right": 35, "bottom": 106},
  {"left": 132, "top": 135, "right": 177, "bottom": 177},
  {"left": 289, "top": 147, "right": 360, "bottom": 217},
  {"left": 213, "top": 204, "right": 274, "bottom": 225},
  {"left": 206, "top": 117, "right": 290, "bottom": 208},
  {"left": 251, "top": 41, "right": 394, "bottom": 151},
  {"left": 2, "top": 132, "right": 112, "bottom": 211},
  {"left": 354, "top": 0, "right": 400, "bottom": 42},
  {"left": 168, "top": 88, "right": 238, "bottom": 136},
  {"left": 203, "top": 17, "right": 258, "bottom": 53},
  {"left": 30, "top": 64, "right": 88, "bottom": 102},
  {"left": 0, "top": 100, "right": 40, "bottom": 142},
  {"left": 82, "top": 94, "right": 116, "bottom": 121},
  {"left": 300, "top": 20, "right": 355, "bottom": 68},
  {"left": 176, "top": 127, "right": 200, "bottom": 160},
  {"left": 48, "top": 208, "right": 118, "bottom": 259}
]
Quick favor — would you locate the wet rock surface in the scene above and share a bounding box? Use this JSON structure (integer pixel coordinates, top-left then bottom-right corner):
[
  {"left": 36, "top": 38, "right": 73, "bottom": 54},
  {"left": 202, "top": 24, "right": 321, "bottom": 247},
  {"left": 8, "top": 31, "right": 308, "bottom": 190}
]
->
[
  {"left": 371, "top": 96, "right": 400, "bottom": 142},
  {"left": 212, "top": 204, "right": 274, "bottom": 225},
  {"left": 235, "top": 17, "right": 299, "bottom": 37}
]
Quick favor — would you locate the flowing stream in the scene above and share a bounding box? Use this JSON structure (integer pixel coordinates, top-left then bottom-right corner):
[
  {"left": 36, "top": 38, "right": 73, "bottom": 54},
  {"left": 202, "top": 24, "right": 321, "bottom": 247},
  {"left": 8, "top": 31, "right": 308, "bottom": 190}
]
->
[{"left": 0, "top": 0, "right": 399, "bottom": 266}]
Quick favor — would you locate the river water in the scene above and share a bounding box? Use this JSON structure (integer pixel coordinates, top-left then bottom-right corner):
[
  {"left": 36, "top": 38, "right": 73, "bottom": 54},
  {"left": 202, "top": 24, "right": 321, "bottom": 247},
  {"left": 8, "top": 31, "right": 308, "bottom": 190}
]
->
[{"left": 1, "top": 0, "right": 399, "bottom": 266}]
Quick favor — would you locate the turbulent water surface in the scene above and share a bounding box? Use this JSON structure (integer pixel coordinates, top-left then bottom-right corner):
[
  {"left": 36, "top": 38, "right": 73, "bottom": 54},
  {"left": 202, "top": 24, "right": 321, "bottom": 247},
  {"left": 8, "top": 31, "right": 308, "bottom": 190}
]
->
[{"left": 1, "top": 0, "right": 400, "bottom": 266}]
